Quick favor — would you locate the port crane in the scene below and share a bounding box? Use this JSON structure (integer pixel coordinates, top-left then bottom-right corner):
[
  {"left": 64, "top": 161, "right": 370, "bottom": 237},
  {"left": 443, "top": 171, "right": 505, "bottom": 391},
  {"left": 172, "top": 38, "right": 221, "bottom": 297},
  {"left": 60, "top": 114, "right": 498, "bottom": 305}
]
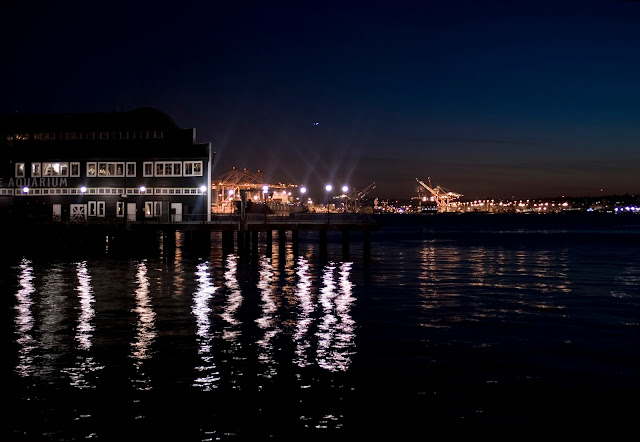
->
[
  {"left": 345, "top": 182, "right": 376, "bottom": 212},
  {"left": 416, "top": 178, "right": 462, "bottom": 212}
]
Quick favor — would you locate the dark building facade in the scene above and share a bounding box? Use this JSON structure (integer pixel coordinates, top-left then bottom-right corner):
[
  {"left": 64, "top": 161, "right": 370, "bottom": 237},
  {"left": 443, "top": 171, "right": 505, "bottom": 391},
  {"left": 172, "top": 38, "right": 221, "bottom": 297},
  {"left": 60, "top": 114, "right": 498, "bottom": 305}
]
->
[{"left": 0, "top": 107, "right": 213, "bottom": 223}]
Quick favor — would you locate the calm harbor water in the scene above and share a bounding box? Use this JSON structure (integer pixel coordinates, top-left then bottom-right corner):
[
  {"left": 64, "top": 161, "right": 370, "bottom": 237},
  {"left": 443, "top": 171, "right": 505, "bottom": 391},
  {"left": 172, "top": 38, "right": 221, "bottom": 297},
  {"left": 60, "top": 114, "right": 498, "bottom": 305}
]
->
[{"left": 3, "top": 213, "right": 639, "bottom": 440}]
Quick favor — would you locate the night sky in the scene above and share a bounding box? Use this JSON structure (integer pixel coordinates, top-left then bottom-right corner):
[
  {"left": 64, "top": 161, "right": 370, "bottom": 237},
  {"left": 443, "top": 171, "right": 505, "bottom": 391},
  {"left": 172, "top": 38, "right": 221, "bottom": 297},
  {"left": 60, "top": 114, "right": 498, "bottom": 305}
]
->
[{"left": 3, "top": 0, "right": 639, "bottom": 200}]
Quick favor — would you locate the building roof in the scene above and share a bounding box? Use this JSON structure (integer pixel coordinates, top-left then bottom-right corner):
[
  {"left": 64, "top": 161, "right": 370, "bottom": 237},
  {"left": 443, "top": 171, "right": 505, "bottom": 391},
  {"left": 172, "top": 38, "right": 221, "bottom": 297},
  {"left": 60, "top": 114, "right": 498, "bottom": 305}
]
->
[{"left": 0, "top": 107, "right": 180, "bottom": 132}]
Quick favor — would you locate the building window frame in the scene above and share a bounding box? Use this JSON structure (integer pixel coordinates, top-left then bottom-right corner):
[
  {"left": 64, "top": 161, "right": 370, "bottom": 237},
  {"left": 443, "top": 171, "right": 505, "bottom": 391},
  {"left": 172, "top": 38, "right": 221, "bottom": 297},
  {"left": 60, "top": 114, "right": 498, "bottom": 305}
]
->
[
  {"left": 183, "top": 161, "right": 203, "bottom": 176},
  {"left": 117, "top": 201, "right": 125, "bottom": 217},
  {"left": 34, "top": 132, "right": 55, "bottom": 141},
  {"left": 143, "top": 162, "right": 153, "bottom": 177},
  {"left": 42, "top": 162, "right": 69, "bottom": 177},
  {"left": 97, "top": 162, "right": 125, "bottom": 177},
  {"left": 31, "top": 163, "right": 42, "bottom": 177},
  {"left": 88, "top": 201, "right": 97, "bottom": 217},
  {"left": 87, "top": 162, "right": 97, "bottom": 177},
  {"left": 70, "top": 162, "right": 80, "bottom": 177},
  {"left": 126, "top": 162, "right": 136, "bottom": 177},
  {"left": 16, "top": 163, "right": 25, "bottom": 177}
]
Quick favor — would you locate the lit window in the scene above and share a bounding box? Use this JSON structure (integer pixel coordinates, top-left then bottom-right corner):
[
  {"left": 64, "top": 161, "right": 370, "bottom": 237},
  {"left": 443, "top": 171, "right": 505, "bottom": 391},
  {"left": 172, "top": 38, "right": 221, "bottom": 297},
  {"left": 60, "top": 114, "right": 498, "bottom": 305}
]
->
[
  {"left": 31, "top": 163, "right": 42, "bottom": 177},
  {"left": 14, "top": 133, "right": 29, "bottom": 141},
  {"left": 62, "top": 132, "right": 82, "bottom": 140},
  {"left": 42, "top": 162, "right": 69, "bottom": 177},
  {"left": 34, "top": 133, "right": 55, "bottom": 140},
  {"left": 126, "top": 162, "right": 136, "bottom": 177},
  {"left": 117, "top": 201, "right": 125, "bottom": 217},
  {"left": 16, "top": 163, "right": 25, "bottom": 177},
  {"left": 183, "top": 161, "right": 203, "bottom": 176},
  {"left": 87, "top": 162, "right": 97, "bottom": 177},
  {"left": 143, "top": 162, "right": 153, "bottom": 177}
]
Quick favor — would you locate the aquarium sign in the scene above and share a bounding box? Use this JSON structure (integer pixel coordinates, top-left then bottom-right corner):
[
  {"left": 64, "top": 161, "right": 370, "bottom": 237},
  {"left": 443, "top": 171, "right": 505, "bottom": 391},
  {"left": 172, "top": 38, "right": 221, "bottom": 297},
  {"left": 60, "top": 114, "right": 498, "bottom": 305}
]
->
[{"left": 6, "top": 177, "right": 69, "bottom": 188}]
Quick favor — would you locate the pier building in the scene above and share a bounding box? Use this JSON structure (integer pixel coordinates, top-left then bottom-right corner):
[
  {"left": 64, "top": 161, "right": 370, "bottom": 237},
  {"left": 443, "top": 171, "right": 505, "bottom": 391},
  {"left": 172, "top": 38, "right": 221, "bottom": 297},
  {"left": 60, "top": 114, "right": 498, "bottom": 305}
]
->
[{"left": 0, "top": 107, "right": 213, "bottom": 223}]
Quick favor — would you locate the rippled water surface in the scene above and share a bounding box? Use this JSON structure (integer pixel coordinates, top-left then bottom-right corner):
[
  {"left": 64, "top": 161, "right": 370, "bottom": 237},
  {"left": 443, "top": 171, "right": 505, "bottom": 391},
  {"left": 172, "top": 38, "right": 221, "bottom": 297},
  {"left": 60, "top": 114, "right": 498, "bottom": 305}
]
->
[{"left": 3, "top": 214, "right": 639, "bottom": 440}]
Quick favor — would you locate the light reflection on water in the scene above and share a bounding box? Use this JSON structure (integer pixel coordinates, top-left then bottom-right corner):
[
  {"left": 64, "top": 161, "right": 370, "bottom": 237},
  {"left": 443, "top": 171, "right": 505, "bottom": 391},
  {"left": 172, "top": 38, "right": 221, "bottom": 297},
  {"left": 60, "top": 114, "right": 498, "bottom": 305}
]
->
[
  {"left": 14, "top": 259, "right": 36, "bottom": 377},
  {"left": 192, "top": 261, "right": 219, "bottom": 391},
  {"left": 6, "top": 220, "right": 639, "bottom": 440},
  {"left": 63, "top": 261, "right": 103, "bottom": 389},
  {"left": 130, "top": 260, "right": 156, "bottom": 391},
  {"left": 317, "top": 261, "right": 355, "bottom": 372},
  {"left": 256, "top": 255, "right": 279, "bottom": 379}
]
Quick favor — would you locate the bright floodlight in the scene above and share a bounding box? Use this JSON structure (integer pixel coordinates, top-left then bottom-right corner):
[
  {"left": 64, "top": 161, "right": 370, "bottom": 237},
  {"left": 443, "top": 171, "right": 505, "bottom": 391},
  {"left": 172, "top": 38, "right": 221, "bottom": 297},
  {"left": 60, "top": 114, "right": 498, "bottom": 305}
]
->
[
  {"left": 22, "top": 186, "right": 29, "bottom": 193},
  {"left": 200, "top": 185, "right": 207, "bottom": 193},
  {"left": 139, "top": 186, "right": 146, "bottom": 193},
  {"left": 325, "top": 184, "right": 333, "bottom": 192},
  {"left": 300, "top": 186, "right": 307, "bottom": 194},
  {"left": 80, "top": 186, "right": 87, "bottom": 193},
  {"left": 228, "top": 189, "right": 234, "bottom": 196},
  {"left": 342, "top": 185, "right": 349, "bottom": 193},
  {"left": 262, "top": 185, "right": 269, "bottom": 193}
]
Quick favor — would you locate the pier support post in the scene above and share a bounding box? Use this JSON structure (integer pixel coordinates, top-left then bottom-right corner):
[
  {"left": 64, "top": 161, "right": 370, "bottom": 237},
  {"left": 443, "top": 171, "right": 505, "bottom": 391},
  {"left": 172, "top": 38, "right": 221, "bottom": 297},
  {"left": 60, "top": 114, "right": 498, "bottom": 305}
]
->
[
  {"left": 292, "top": 230, "right": 299, "bottom": 255},
  {"left": 278, "top": 230, "right": 286, "bottom": 255},
  {"left": 251, "top": 230, "right": 259, "bottom": 256},
  {"left": 363, "top": 230, "right": 371, "bottom": 258},
  {"left": 266, "top": 230, "right": 273, "bottom": 256},
  {"left": 342, "top": 230, "right": 350, "bottom": 259},
  {"left": 319, "top": 229, "right": 328, "bottom": 260},
  {"left": 222, "top": 230, "right": 234, "bottom": 254}
]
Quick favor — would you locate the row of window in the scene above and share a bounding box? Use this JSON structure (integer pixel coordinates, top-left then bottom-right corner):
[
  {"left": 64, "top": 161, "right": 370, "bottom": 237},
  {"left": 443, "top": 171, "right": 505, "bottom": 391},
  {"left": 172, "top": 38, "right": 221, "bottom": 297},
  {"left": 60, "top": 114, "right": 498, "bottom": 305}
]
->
[
  {"left": 86, "top": 201, "right": 165, "bottom": 217},
  {"left": 17, "top": 187, "right": 206, "bottom": 196},
  {"left": 15, "top": 161, "right": 203, "bottom": 178},
  {"left": 8, "top": 130, "right": 164, "bottom": 142}
]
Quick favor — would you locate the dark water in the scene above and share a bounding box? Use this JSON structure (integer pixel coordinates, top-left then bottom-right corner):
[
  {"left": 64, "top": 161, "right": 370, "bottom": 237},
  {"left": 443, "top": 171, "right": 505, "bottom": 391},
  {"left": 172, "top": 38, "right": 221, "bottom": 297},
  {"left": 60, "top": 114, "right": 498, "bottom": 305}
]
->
[{"left": 3, "top": 213, "right": 639, "bottom": 440}]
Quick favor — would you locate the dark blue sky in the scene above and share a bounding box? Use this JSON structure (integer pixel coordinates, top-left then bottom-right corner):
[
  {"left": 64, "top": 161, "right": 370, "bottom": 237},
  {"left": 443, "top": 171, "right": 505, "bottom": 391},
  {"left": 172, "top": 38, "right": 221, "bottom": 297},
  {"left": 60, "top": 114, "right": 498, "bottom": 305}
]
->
[{"left": 3, "top": 0, "right": 639, "bottom": 200}]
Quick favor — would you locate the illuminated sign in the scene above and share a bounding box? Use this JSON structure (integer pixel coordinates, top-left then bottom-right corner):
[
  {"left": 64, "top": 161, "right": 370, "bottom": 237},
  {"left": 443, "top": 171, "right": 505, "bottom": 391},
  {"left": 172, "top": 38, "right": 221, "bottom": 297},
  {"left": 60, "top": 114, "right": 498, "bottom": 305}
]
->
[{"left": 7, "top": 177, "right": 69, "bottom": 188}]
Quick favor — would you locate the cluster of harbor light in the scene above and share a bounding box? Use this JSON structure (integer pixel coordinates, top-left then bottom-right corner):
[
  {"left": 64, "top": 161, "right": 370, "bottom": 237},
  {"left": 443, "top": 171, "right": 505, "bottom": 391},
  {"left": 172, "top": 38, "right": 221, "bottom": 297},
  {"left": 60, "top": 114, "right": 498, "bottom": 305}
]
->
[
  {"left": 374, "top": 195, "right": 640, "bottom": 215},
  {"left": 214, "top": 183, "right": 352, "bottom": 212}
]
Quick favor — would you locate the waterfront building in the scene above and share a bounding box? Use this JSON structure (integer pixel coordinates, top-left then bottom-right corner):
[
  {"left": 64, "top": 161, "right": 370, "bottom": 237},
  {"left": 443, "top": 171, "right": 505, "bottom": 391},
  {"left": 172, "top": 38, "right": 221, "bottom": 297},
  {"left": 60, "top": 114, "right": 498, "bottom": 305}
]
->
[{"left": 0, "top": 108, "right": 213, "bottom": 223}]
